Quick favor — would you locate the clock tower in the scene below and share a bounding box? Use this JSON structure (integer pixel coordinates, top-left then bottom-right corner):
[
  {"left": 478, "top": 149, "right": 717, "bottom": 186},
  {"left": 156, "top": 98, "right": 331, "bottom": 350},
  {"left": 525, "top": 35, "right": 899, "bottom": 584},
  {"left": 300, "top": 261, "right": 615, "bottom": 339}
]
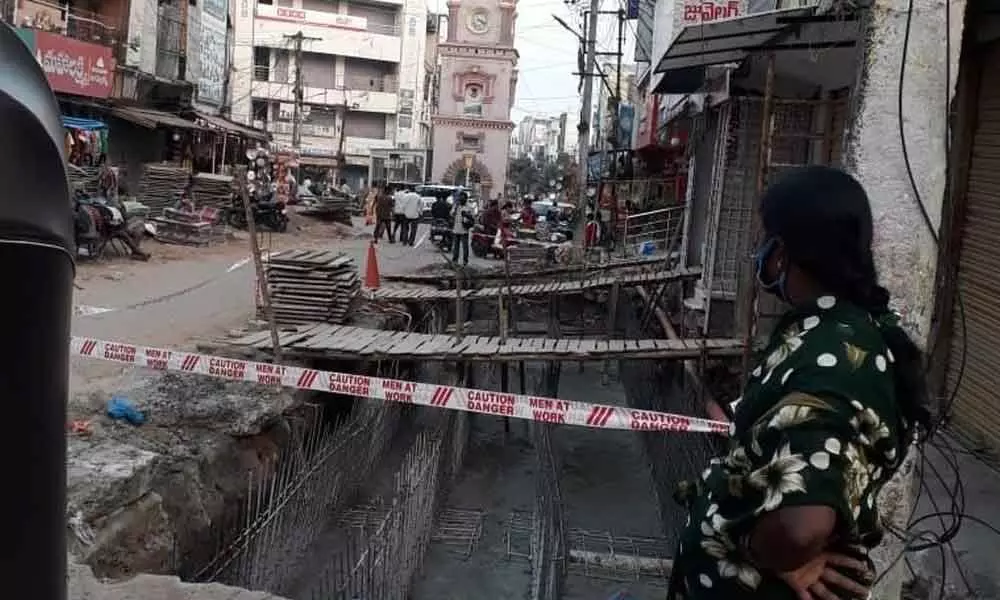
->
[{"left": 430, "top": 0, "right": 518, "bottom": 199}]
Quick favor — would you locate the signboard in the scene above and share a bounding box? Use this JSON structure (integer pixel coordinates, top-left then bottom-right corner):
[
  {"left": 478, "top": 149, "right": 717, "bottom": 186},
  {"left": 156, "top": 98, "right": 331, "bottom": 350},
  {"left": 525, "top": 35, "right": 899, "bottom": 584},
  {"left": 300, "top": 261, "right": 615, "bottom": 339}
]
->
[
  {"left": 680, "top": 0, "right": 742, "bottom": 25},
  {"left": 398, "top": 89, "right": 414, "bottom": 115},
  {"left": 197, "top": 14, "right": 226, "bottom": 105},
  {"left": 617, "top": 104, "right": 635, "bottom": 148},
  {"left": 26, "top": 29, "right": 114, "bottom": 98},
  {"left": 255, "top": 4, "right": 367, "bottom": 31},
  {"left": 634, "top": 94, "right": 660, "bottom": 149}
]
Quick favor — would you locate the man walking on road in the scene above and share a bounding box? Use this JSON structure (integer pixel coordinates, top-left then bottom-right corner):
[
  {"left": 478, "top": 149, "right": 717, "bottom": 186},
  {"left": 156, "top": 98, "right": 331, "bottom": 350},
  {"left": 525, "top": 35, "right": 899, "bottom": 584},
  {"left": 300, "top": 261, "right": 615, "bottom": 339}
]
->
[
  {"left": 391, "top": 184, "right": 408, "bottom": 244},
  {"left": 451, "top": 192, "right": 473, "bottom": 265},
  {"left": 374, "top": 185, "right": 395, "bottom": 243},
  {"left": 402, "top": 186, "right": 422, "bottom": 245}
]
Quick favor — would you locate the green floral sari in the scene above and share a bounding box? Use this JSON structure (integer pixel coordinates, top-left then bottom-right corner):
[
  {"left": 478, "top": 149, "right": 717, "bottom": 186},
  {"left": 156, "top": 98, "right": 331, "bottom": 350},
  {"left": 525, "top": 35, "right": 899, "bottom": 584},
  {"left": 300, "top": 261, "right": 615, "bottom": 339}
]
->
[{"left": 671, "top": 295, "right": 905, "bottom": 598}]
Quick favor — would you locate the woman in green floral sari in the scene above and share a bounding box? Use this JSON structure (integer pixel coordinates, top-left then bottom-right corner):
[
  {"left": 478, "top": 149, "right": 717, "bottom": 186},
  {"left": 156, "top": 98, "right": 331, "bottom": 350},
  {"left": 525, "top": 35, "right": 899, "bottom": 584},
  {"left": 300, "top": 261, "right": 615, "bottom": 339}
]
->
[{"left": 669, "top": 166, "right": 930, "bottom": 600}]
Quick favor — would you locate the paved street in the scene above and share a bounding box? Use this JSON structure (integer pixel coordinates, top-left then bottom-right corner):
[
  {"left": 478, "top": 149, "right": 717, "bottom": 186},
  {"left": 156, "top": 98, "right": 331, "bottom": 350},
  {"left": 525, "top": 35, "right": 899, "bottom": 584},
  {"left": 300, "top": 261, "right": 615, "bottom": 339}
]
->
[{"left": 67, "top": 218, "right": 484, "bottom": 403}]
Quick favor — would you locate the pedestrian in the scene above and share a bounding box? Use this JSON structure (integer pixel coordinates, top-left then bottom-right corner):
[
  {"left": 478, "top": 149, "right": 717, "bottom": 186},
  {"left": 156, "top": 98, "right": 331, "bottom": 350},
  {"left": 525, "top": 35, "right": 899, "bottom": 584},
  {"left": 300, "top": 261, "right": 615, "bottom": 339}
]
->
[
  {"left": 451, "top": 192, "right": 473, "bottom": 265},
  {"left": 403, "top": 185, "right": 422, "bottom": 245},
  {"left": 668, "top": 166, "right": 927, "bottom": 600},
  {"left": 391, "top": 184, "right": 407, "bottom": 243},
  {"left": 374, "top": 184, "right": 395, "bottom": 243}
]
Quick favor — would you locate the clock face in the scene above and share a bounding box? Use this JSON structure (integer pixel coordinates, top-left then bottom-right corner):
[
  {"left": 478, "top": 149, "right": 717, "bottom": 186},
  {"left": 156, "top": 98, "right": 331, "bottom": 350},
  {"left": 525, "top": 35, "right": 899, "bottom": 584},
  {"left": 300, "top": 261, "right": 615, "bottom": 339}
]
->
[{"left": 467, "top": 9, "right": 489, "bottom": 34}]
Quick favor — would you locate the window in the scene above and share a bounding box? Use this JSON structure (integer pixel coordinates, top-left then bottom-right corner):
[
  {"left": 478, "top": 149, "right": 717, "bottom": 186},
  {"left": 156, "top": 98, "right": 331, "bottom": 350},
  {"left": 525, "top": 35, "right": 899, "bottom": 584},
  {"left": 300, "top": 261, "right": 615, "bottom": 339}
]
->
[
  {"left": 461, "top": 135, "right": 480, "bottom": 150},
  {"left": 462, "top": 83, "right": 483, "bottom": 117},
  {"left": 253, "top": 46, "right": 269, "bottom": 81}
]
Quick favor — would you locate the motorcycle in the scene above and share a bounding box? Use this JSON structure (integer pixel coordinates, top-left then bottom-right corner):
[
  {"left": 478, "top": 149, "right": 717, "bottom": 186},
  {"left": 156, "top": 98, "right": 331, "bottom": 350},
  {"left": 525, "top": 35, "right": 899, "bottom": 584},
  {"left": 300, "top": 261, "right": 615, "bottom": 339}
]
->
[
  {"left": 227, "top": 186, "right": 289, "bottom": 233},
  {"left": 470, "top": 223, "right": 517, "bottom": 259},
  {"left": 430, "top": 218, "right": 452, "bottom": 251},
  {"left": 73, "top": 190, "right": 149, "bottom": 261}
]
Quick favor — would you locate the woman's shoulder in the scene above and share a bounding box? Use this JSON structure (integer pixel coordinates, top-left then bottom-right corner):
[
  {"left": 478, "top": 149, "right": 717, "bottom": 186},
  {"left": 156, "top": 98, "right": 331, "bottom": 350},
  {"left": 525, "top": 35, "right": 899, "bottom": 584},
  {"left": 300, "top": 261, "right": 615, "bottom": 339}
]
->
[{"left": 768, "top": 297, "right": 897, "bottom": 416}]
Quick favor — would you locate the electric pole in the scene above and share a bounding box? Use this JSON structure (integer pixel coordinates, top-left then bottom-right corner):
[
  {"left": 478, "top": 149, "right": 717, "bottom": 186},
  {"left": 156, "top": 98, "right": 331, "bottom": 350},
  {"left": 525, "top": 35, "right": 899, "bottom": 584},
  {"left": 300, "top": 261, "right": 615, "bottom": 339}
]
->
[
  {"left": 576, "top": 0, "right": 601, "bottom": 241},
  {"left": 284, "top": 31, "right": 320, "bottom": 150},
  {"left": 333, "top": 94, "right": 349, "bottom": 183}
]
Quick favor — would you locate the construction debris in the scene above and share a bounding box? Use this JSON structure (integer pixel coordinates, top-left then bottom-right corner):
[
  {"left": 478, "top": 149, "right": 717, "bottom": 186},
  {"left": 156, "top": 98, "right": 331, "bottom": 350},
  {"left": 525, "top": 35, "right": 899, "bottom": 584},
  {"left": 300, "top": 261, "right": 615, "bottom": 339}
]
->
[
  {"left": 138, "top": 164, "right": 189, "bottom": 214},
  {"left": 296, "top": 191, "right": 355, "bottom": 227},
  {"left": 191, "top": 173, "right": 235, "bottom": 209},
  {"left": 263, "top": 249, "right": 360, "bottom": 325}
]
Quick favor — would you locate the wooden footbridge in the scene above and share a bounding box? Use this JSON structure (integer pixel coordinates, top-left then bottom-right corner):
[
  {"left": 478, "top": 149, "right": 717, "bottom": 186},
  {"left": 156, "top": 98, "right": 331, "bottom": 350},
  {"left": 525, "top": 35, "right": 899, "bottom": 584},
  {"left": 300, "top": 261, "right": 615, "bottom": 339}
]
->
[
  {"left": 371, "top": 266, "right": 699, "bottom": 303},
  {"left": 381, "top": 255, "right": 671, "bottom": 288},
  {"left": 203, "top": 323, "right": 743, "bottom": 363}
]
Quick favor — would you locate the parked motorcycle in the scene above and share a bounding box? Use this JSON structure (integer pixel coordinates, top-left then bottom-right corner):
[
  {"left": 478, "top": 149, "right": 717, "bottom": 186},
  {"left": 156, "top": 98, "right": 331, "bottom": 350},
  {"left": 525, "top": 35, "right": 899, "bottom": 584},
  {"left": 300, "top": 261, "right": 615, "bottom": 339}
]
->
[
  {"left": 227, "top": 187, "right": 289, "bottom": 232},
  {"left": 430, "top": 218, "right": 452, "bottom": 251},
  {"left": 73, "top": 190, "right": 149, "bottom": 261}
]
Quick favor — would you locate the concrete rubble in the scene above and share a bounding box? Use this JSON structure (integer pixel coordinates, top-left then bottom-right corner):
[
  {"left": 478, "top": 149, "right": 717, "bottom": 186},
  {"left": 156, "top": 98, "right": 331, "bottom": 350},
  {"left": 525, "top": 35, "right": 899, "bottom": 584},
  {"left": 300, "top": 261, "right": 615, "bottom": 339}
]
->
[
  {"left": 67, "top": 370, "right": 300, "bottom": 578},
  {"left": 69, "top": 559, "right": 289, "bottom": 600}
]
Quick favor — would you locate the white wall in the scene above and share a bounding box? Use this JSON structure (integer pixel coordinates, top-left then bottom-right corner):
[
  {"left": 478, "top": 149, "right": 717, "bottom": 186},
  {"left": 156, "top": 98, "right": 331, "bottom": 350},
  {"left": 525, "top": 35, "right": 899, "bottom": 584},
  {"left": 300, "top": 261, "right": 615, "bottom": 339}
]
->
[{"left": 844, "top": 1, "right": 965, "bottom": 598}]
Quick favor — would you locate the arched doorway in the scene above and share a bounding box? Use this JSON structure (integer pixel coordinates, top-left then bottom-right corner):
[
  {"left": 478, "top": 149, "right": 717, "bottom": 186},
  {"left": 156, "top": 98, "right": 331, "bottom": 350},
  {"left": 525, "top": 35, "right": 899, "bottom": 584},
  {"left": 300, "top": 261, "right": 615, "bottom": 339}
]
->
[
  {"left": 452, "top": 167, "right": 482, "bottom": 187},
  {"left": 442, "top": 156, "right": 494, "bottom": 199}
]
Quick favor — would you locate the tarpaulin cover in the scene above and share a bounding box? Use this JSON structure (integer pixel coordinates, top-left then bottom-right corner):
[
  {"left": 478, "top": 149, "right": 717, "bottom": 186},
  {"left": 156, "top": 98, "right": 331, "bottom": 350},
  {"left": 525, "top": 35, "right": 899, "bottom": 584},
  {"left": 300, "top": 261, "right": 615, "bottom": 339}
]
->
[{"left": 61, "top": 116, "right": 107, "bottom": 131}]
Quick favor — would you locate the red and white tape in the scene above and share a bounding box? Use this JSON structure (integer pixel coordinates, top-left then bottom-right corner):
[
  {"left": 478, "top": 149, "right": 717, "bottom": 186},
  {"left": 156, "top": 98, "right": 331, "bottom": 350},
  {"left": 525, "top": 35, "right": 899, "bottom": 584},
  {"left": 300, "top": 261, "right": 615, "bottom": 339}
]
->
[{"left": 71, "top": 337, "right": 731, "bottom": 435}]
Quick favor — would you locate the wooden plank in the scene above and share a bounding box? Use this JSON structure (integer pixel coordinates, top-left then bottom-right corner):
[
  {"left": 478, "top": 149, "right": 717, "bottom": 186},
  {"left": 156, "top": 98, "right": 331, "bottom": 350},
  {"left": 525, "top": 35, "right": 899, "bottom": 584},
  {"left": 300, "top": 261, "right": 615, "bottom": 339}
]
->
[
  {"left": 358, "top": 330, "right": 403, "bottom": 355},
  {"left": 385, "top": 331, "right": 424, "bottom": 355},
  {"left": 297, "top": 325, "right": 345, "bottom": 348}
]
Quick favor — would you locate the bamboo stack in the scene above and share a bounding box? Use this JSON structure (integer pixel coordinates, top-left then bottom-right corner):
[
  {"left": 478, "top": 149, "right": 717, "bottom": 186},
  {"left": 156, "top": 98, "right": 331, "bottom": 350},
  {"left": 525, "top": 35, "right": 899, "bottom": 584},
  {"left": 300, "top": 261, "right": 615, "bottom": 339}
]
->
[
  {"left": 68, "top": 165, "right": 101, "bottom": 197},
  {"left": 191, "top": 173, "right": 235, "bottom": 209},
  {"left": 138, "top": 164, "right": 190, "bottom": 213},
  {"left": 263, "top": 249, "right": 360, "bottom": 325}
]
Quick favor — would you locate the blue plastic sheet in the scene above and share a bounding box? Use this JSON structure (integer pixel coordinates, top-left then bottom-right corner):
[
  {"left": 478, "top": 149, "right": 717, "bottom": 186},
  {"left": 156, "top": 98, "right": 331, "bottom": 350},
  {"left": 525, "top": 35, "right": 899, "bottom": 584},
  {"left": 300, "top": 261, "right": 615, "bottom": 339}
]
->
[
  {"left": 107, "top": 396, "right": 145, "bottom": 426},
  {"left": 62, "top": 116, "right": 107, "bottom": 131}
]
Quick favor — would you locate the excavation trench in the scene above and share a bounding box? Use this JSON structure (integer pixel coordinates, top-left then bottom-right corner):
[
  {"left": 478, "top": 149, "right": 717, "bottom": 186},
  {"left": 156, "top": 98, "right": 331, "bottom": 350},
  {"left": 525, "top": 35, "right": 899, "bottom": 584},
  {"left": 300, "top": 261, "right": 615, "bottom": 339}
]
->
[{"left": 76, "top": 292, "right": 726, "bottom": 600}]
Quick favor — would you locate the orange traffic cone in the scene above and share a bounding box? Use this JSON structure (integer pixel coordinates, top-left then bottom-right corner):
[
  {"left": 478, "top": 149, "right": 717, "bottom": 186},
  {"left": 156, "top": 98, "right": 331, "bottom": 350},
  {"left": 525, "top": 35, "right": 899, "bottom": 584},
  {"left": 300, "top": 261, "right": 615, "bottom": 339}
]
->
[{"left": 364, "top": 240, "right": 381, "bottom": 290}]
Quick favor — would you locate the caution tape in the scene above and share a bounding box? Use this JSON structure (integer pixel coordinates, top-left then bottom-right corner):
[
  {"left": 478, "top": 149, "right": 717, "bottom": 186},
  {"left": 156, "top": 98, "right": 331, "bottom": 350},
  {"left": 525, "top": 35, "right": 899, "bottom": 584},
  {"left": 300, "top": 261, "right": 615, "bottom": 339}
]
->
[{"left": 70, "top": 336, "right": 732, "bottom": 436}]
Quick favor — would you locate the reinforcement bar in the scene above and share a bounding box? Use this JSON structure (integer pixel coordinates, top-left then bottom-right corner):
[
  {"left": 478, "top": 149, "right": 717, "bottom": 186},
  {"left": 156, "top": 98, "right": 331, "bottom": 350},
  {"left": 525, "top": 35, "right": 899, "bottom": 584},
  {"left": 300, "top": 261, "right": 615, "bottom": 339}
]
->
[{"left": 71, "top": 336, "right": 731, "bottom": 435}]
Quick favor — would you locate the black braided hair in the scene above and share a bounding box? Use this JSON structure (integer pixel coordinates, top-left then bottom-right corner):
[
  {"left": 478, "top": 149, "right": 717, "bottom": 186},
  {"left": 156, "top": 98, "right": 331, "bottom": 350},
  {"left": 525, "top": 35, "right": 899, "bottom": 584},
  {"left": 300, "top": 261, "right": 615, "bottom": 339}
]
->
[{"left": 758, "top": 166, "right": 931, "bottom": 451}]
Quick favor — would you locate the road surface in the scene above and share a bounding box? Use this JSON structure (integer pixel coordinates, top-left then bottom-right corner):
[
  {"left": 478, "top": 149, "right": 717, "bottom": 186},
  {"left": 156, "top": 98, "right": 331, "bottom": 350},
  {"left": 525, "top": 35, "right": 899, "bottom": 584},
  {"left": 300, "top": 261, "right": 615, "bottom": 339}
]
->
[{"left": 68, "top": 218, "right": 482, "bottom": 409}]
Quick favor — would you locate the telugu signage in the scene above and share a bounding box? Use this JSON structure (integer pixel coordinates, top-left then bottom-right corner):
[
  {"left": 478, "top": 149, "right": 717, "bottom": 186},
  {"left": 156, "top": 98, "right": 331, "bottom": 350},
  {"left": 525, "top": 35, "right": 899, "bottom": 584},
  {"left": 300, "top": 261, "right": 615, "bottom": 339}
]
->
[
  {"left": 27, "top": 30, "right": 114, "bottom": 98},
  {"left": 255, "top": 4, "right": 367, "bottom": 30},
  {"left": 680, "top": 0, "right": 743, "bottom": 25}
]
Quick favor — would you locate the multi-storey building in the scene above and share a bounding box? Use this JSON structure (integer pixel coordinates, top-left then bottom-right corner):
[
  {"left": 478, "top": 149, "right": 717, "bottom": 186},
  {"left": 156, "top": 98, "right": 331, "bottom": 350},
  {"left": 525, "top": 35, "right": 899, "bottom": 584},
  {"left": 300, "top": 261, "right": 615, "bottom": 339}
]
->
[
  {"left": 429, "top": 0, "right": 517, "bottom": 199},
  {"left": 512, "top": 114, "right": 568, "bottom": 162},
  {"left": 231, "top": 0, "right": 432, "bottom": 187}
]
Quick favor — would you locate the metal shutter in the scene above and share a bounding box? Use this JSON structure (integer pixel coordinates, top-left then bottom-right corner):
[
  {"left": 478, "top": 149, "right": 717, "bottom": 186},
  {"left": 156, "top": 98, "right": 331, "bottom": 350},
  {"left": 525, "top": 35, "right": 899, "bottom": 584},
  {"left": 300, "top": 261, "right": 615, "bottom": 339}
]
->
[{"left": 946, "top": 43, "right": 1000, "bottom": 452}]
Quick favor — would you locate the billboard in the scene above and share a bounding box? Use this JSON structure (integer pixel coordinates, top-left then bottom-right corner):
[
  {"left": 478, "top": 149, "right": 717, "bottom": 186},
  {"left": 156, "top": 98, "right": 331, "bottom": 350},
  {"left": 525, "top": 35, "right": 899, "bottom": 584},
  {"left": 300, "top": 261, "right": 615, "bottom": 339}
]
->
[
  {"left": 198, "top": 14, "right": 227, "bottom": 105},
  {"left": 617, "top": 104, "right": 635, "bottom": 148},
  {"left": 22, "top": 29, "right": 114, "bottom": 98}
]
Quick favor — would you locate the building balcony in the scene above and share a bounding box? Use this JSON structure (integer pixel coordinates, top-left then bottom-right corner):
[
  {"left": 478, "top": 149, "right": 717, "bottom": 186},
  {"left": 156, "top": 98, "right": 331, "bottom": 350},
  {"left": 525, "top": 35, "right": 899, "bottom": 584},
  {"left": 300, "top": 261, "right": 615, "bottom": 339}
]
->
[
  {"left": 254, "top": 4, "right": 401, "bottom": 63},
  {"left": 250, "top": 78, "right": 398, "bottom": 114},
  {"left": 14, "top": 0, "right": 126, "bottom": 55}
]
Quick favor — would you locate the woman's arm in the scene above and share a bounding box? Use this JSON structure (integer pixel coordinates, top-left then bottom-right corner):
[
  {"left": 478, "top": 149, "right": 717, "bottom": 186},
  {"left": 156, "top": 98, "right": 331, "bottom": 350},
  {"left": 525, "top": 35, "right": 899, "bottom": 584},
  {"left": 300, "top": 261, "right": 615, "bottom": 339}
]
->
[{"left": 747, "top": 505, "right": 837, "bottom": 572}]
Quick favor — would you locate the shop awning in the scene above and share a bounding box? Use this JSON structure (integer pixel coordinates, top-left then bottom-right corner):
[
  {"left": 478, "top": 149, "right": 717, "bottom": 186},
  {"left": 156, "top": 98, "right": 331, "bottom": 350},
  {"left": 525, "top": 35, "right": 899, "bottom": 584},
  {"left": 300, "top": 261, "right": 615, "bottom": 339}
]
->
[
  {"left": 193, "top": 112, "right": 270, "bottom": 142},
  {"left": 108, "top": 106, "right": 203, "bottom": 131},
  {"left": 61, "top": 116, "right": 107, "bottom": 131},
  {"left": 652, "top": 6, "right": 858, "bottom": 94},
  {"left": 298, "top": 155, "right": 339, "bottom": 168}
]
